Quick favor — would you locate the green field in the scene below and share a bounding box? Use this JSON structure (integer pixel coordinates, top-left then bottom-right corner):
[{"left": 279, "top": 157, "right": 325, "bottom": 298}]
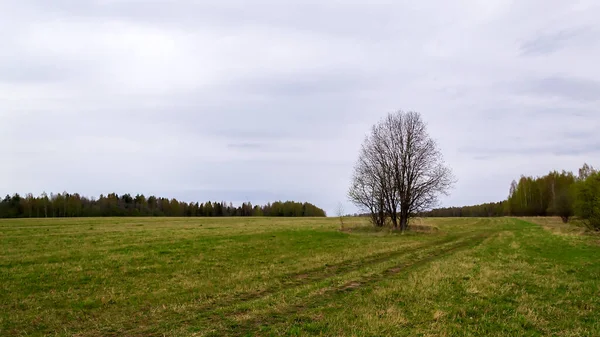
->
[{"left": 1, "top": 217, "right": 599, "bottom": 336}]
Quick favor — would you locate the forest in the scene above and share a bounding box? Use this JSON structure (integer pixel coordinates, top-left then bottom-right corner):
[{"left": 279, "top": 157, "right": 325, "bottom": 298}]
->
[
  {"left": 424, "top": 163, "right": 600, "bottom": 230},
  {"left": 0, "top": 192, "right": 327, "bottom": 218}
]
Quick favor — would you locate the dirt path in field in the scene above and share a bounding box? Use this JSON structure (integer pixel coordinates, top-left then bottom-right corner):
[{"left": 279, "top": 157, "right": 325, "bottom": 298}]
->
[{"left": 197, "top": 231, "right": 496, "bottom": 337}]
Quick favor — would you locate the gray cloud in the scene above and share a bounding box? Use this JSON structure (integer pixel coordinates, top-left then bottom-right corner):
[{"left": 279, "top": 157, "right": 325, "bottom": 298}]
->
[
  {"left": 227, "top": 143, "right": 266, "bottom": 150},
  {"left": 238, "top": 70, "right": 384, "bottom": 97},
  {"left": 519, "top": 28, "right": 588, "bottom": 56},
  {"left": 0, "top": 62, "right": 72, "bottom": 84},
  {"left": 525, "top": 76, "right": 600, "bottom": 102},
  {"left": 462, "top": 142, "right": 600, "bottom": 157},
  {"left": 23, "top": 1, "right": 420, "bottom": 40},
  {"left": 3, "top": 0, "right": 600, "bottom": 214}
]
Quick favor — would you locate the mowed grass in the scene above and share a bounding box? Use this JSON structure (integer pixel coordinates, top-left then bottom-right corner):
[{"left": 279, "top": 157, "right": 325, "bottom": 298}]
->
[{"left": 1, "top": 217, "right": 599, "bottom": 336}]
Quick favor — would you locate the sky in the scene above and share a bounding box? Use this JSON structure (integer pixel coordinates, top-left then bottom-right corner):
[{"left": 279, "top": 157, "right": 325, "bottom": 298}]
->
[{"left": 2, "top": 0, "right": 599, "bottom": 216}]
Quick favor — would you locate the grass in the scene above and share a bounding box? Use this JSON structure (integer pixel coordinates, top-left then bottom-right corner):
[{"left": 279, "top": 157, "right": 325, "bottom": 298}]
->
[
  {"left": 1, "top": 216, "right": 599, "bottom": 336},
  {"left": 518, "top": 216, "right": 589, "bottom": 236}
]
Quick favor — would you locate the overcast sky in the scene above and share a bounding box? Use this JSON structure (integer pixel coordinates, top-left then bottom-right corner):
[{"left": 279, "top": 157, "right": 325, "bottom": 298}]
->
[{"left": 2, "top": 0, "right": 599, "bottom": 215}]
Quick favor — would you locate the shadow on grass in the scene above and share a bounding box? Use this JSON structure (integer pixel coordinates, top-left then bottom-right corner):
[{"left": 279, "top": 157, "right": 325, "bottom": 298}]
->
[{"left": 339, "top": 223, "right": 439, "bottom": 236}]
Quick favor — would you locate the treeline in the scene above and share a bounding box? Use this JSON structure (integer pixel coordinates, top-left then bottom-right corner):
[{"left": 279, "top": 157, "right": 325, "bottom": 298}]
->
[
  {"left": 423, "top": 201, "right": 506, "bottom": 218},
  {"left": 423, "top": 163, "right": 600, "bottom": 230},
  {"left": 0, "top": 192, "right": 327, "bottom": 218}
]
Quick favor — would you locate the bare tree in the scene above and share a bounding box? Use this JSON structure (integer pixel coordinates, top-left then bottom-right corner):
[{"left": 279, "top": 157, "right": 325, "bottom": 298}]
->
[
  {"left": 578, "top": 163, "right": 596, "bottom": 181},
  {"left": 336, "top": 202, "right": 345, "bottom": 229},
  {"left": 41, "top": 192, "right": 48, "bottom": 218},
  {"left": 348, "top": 110, "right": 455, "bottom": 231},
  {"left": 348, "top": 136, "right": 387, "bottom": 227}
]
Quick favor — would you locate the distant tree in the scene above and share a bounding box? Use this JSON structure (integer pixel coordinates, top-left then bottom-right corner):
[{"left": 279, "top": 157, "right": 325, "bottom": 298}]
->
[
  {"left": 578, "top": 163, "right": 596, "bottom": 181},
  {"left": 336, "top": 202, "right": 345, "bottom": 229},
  {"left": 574, "top": 170, "right": 600, "bottom": 231},
  {"left": 25, "top": 193, "right": 34, "bottom": 218},
  {"left": 41, "top": 192, "right": 49, "bottom": 217},
  {"left": 147, "top": 195, "right": 157, "bottom": 214},
  {"left": 552, "top": 189, "right": 575, "bottom": 223},
  {"left": 545, "top": 171, "right": 576, "bottom": 223},
  {"left": 214, "top": 202, "right": 223, "bottom": 217},
  {"left": 205, "top": 201, "right": 214, "bottom": 217},
  {"left": 134, "top": 194, "right": 147, "bottom": 215}
]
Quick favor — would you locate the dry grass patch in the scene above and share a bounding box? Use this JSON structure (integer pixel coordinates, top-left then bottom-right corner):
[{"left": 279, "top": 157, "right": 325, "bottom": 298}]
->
[{"left": 520, "top": 216, "right": 587, "bottom": 236}]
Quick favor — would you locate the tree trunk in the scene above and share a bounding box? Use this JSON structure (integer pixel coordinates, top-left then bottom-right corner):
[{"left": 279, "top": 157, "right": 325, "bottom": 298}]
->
[
  {"left": 390, "top": 211, "right": 398, "bottom": 229},
  {"left": 400, "top": 216, "right": 408, "bottom": 232}
]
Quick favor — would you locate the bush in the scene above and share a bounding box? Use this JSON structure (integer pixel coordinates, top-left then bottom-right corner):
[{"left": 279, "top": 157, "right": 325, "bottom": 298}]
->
[
  {"left": 548, "top": 188, "right": 575, "bottom": 223},
  {"left": 574, "top": 172, "right": 600, "bottom": 231}
]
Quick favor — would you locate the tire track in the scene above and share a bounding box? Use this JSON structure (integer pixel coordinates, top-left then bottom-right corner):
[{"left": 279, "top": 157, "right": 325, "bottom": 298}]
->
[
  {"left": 207, "top": 231, "right": 495, "bottom": 337},
  {"left": 91, "top": 234, "right": 476, "bottom": 337},
  {"left": 185, "top": 234, "right": 462, "bottom": 313}
]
